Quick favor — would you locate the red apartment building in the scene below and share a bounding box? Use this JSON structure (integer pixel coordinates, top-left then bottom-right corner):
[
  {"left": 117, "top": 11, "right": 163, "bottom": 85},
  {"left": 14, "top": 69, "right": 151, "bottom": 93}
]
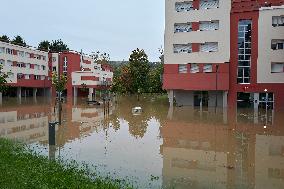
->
[
  {"left": 0, "top": 41, "right": 113, "bottom": 102},
  {"left": 163, "top": 0, "right": 284, "bottom": 111}
]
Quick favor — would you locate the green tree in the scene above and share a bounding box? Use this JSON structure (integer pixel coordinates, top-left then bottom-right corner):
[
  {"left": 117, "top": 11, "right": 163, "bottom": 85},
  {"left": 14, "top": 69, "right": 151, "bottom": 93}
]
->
[
  {"left": 49, "top": 39, "right": 69, "bottom": 53},
  {"left": 0, "top": 65, "right": 9, "bottom": 93},
  {"left": 38, "top": 40, "right": 50, "bottom": 51},
  {"left": 52, "top": 72, "right": 67, "bottom": 93},
  {"left": 11, "top": 35, "right": 26, "bottom": 47},
  {"left": 128, "top": 48, "right": 150, "bottom": 93},
  {"left": 90, "top": 51, "right": 110, "bottom": 65},
  {"left": 52, "top": 71, "right": 67, "bottom": 125},
  {"left": 0, "top": 35, "right": 10, "bottom": 43},
  {"left": 148, "top": 62, "right": 164, "bottom": 93}
]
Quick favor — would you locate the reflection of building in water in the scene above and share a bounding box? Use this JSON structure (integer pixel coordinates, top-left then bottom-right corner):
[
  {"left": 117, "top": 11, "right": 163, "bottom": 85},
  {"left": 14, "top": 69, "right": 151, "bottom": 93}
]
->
[
  {"left": 55, "top": 104, "right": 115, "bottom": 147},
  {"left": 0, "top": 106, "right": 49, "bottom": 143},
  {"left": 162, "top": 107, "right": 284, "bottom": 189},
  {"left": 161, "top": 108, "right": 229, "bottom": 188},
  {"left": 255, "top": 135, "right": 284, "bottom": 189}
]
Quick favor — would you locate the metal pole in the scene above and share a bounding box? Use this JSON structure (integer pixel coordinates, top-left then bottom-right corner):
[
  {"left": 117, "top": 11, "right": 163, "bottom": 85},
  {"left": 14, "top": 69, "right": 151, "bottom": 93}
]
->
[
  {"left": 266, "top": 92, "right": 268, "bottom": 125},
  {"left": 215, "top": 65, "right": 219, "bottom": 113},
  {"left": 58, "top": 53, "right": 62, "bottom": 125}
]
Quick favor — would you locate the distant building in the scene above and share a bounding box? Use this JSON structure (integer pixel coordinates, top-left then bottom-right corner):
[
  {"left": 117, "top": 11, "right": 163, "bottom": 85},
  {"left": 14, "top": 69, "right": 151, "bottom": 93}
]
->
[
  {"left": 163, "top": 0, "right": 284, "bottom": 110},
  {"left": 0, "top": 41, "right": 113, "bottom": 101}
]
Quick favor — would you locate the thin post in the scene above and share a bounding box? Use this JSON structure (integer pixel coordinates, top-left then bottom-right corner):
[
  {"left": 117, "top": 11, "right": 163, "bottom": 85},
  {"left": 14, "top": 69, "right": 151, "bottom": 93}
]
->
[
  {"left": 58, "top": 53, "right": 62, "bottom": 125},
  {"left": 215, "top": 65, "right": 219, "bottom": 113}
]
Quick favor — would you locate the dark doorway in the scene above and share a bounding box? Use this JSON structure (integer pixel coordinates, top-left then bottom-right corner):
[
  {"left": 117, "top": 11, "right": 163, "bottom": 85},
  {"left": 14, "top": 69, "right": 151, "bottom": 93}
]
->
[{"left": 194, "top": 91, "right": 209, "bottom": 107}]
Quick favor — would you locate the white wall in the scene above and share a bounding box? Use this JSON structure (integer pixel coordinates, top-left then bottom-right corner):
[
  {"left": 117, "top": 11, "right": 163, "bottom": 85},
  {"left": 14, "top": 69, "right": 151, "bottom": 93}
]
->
[
  {"left": 165, "top": 0, "right": 231, "bottom": 65},
  {"left": 258, "top": 6, "right": 284, "bottom": 83},
  {"left": 0, "top": 41, "right": 49, "bottom": 84}
]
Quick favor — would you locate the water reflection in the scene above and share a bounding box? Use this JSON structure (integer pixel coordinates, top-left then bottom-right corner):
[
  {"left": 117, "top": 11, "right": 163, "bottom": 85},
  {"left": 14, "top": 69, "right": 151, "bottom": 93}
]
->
[
  {"left": 162, "top": 106, "right": 284, "bottom": 189},
  {"left": 0, "top": 96, "right": 284, "bottom": 188}
]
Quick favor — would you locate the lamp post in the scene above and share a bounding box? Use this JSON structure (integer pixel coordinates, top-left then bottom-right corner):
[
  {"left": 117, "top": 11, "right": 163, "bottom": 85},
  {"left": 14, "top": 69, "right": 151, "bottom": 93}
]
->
[{"left": 264, "top": 89, "right": 268, "bottom": 126}]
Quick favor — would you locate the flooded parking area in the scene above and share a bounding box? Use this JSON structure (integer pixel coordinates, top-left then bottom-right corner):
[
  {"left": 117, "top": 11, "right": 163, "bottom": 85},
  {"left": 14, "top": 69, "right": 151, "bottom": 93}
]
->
[{"left": 0, "top": 96, "right": 284, "bottom": 189}]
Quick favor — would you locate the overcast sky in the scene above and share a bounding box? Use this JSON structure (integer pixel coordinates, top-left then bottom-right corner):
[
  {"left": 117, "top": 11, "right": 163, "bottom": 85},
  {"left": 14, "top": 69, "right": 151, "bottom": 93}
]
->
[{"left": 1, "top": 0, "right": 165, "bottom": 61}]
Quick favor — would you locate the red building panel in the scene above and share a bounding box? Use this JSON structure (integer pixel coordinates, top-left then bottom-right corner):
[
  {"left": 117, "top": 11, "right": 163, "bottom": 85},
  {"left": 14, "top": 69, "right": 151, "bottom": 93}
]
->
[{"left": 163, "top": 64, "right": 229, "bottom": 91}]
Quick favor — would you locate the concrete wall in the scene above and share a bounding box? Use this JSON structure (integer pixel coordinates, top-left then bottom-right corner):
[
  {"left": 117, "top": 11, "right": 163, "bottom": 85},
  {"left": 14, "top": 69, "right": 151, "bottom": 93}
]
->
[
  {"left": 258, "top": 6, "right": 284, "bottom": 83},
  {"left": 175, "top": 90, "right": 194, "bottom": 106},
  {"left": 208, "top": 91, "right": 224, "bottom": 107}
]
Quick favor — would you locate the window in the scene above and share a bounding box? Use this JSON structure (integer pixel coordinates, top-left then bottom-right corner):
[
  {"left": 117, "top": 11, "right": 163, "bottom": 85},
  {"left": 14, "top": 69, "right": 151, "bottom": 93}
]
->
[
  {"left": 26, "top": 63, "right": 31, "bottom": 69},
  {"left": 24, "top": 74, "right": 30, "bottom": 79},
  {"left": 18, "top": 51, "right": 24, "bottom": 57},
  {"left": 0, "top": 47, "right": 4, "bottom": 53},
  {"left": 272, "top": 16, "right": 284, "bottom": 27},
  {"left": 200, "top": 42, "right": 218, "bottom": 52},
  {"left": 175, "top": 1, "right": 193, "bottom": 12},
  {"left": 34, "top": 65, "right": 40, "bottom": 70},
  {"left": 200, "top": 0, "right": 219, "bottom": 10},
  {"left": 6, "top": 48, "right": 13, "bottom": 55},
  {"left": 190, "top": 64, "right": 199, "bottom": 73},
  {"left": 178, "top": 64, "right": 187, "bottom": 73},
  {"left": 174, "top": 44, "right": 192, "bottom": 53},
  {"left": 34, "top": 75, "right": 40, "bottom": 80},
  {"left": 174, "top": 23, "right": 192, "bottom": 33},
  {"left": 237, "top": 20, "right": 252, "bottom": 84},
  {"left": 41, "top": 65, "right": 46, "bottom": 70},
  {"left": 63, "top": 56, "right": 67, "bottom": 72},
  {"left": 42, "top": 56, "right": 46, "bottom": 61},
  {"left": 25, "top": 52, "right": 30, "bottom": 58},
  {"left": 271, "top": 39, "right": 284, "bottom": 50},
  {"left": 52, "top": 66, "right": 57, "bottom": 71},
  {"left": 6, "top": 60, "right": 13, "bottom": 67},
  {"left": 203, "top": 64, "right": 213, "bottom": 72},
  {"left": 199, "top": 21, "right": 219, "bottom": 31},
  {"left": 17, "top": 62, "right": 25, "bottom": 68},
  {"left": 271, "top": 62, "right": 284, "bottom": 73},
  {"left": 17, "top": 73, "right": 24, "bottom": 79},
  {"left": 8, "top": 73, "right": 14, "bottom": 80},
  {"left": 52, "top": 57, "right": 56, "bottom": 62}
]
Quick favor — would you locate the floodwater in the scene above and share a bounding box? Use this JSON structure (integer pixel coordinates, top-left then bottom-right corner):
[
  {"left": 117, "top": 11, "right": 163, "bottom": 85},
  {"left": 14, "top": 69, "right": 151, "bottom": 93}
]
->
[{"left": 0, "top": 96, "right": 284, "bottom": 189}]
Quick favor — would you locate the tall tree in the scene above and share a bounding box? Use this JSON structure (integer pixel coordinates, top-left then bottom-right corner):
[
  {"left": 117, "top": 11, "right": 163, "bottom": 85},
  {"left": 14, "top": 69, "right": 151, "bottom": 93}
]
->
[
  {"left": 49, "top": 39, "right": 69, "bottom": 52},
  {"left": 11, "top": 35, "right": 26, "bottom": 47},
  {"left": 128, "top": 48, "right": 150, "bottom": 94},
  {"left": 38, "top": 40, "right": 50, "bottom": 51},
  {"left": 0, "top": 35, "right": 10, "bottom": 43}
]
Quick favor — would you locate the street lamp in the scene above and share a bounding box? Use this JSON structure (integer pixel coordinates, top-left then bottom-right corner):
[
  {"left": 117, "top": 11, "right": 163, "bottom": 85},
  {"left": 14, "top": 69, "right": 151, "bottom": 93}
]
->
[{"left": 264, "top": 89, "right": 268, "bottom": 127}]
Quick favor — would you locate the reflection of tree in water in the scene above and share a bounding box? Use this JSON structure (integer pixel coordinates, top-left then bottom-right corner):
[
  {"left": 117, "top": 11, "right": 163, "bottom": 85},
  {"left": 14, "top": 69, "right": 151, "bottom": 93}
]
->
[{"left": 107, "top": 95, "right": 168, "bottom": 138}]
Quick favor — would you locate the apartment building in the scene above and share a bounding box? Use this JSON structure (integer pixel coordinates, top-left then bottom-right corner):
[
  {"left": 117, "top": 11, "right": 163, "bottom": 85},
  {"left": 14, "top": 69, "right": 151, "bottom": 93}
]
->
[
  {"left": 164, "top": 0, "right": 284, "bottom": 111},
  {"left": 0, "top": 41, "right": 113, "bottom": 102}
]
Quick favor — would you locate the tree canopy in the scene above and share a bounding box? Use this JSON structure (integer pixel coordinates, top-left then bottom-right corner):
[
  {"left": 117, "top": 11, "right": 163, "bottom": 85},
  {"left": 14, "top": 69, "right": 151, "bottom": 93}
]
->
[
  {"left": 52, "top": 72, "right": 67, "bottom": 93},
  {"left": 49, "top": 39, "right": 69, "bottom": 53},
  {"left": 11, "top": 35, "right": 26, "bottom": 47},
  {"left": 38, "top": 40, "right": 50, "bottom": 52},
  {"left": 0, "top": 35, "right": 10, "bottom": 43},
  {"left": 111, "top": 48, "right": 165, "bottom": 94}
]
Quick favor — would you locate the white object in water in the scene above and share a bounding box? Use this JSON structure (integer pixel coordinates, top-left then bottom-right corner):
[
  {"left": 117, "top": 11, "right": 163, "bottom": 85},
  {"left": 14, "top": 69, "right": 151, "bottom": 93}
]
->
[{"left": 132, "top": 107, "right": 142, "bottom": 115}]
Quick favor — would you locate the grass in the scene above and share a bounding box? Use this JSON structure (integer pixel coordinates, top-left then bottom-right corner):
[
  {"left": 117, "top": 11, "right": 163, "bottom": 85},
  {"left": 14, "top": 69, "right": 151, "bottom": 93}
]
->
[{"left": 0, "top": 138, "right": 133, "bottom": 189}]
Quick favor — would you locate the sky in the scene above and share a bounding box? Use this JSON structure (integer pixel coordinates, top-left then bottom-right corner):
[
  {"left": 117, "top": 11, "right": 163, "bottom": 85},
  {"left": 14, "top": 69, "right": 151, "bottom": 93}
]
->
[{"left": 1, "top": 0, "right": 165, "bottom": 61}]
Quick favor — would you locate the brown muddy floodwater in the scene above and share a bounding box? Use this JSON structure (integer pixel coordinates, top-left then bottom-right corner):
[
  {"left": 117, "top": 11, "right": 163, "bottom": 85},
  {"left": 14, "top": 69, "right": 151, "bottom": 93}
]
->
[{"left": 0, "top": 96, "right": 284, "bottom": 189}]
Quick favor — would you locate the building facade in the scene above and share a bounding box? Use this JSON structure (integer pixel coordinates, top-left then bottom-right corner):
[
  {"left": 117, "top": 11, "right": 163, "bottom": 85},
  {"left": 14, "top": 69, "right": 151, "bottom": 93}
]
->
[
  {"left": 163, "top": 0, "right": 284, "bottom": 110},
  {"left": 0, "top": 41, "right": 113, "bottom": 102}
]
